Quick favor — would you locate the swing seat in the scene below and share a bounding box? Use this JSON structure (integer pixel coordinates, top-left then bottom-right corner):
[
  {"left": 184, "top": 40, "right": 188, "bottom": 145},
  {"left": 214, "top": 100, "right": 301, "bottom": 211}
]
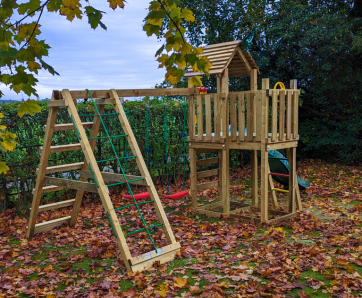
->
[
  {"left": 163, "top": 191, "right": 189, "bottom": 199},
  {"left": 124, "top": 192, "right": 150, "bottom": 200}
]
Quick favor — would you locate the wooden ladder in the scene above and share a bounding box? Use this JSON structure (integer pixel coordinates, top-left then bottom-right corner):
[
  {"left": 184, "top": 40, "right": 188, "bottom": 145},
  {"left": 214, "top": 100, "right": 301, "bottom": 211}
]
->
[{"left": 27, "top": 89, "right": 180, "bottom": 272}]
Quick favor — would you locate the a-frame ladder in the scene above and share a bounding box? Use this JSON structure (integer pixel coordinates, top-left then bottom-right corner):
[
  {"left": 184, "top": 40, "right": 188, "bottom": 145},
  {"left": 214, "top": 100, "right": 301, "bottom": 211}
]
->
[{"left": 27, "top": 89, "right": 180, "bottom": 272}]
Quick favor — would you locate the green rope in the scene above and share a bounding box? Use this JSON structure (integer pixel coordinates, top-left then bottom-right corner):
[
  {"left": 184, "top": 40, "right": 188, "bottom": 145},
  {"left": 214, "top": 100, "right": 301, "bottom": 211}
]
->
[
  {"left": 182, "top": 102, "right": 187, "bottom": 190},
  {"left": 85, "top": 89, "right": 158, "bottom": 252},
  {"left": 115, "top": 200, "right": 154, "bottom": 211},
  {"left": 146, "top": 99, "right": 150, "bottom": 169}
]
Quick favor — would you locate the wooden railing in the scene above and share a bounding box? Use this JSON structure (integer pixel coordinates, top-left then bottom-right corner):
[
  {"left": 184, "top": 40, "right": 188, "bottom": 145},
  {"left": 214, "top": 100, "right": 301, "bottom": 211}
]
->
[{"left": 188, "top": 89, "right": 300, "bottom": 143}]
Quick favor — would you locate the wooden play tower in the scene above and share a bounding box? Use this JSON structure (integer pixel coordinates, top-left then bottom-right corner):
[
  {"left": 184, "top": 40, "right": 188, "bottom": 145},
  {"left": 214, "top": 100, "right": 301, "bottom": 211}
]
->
[{"left": 185, "top": 40, "right": 302, "bottom": 223}]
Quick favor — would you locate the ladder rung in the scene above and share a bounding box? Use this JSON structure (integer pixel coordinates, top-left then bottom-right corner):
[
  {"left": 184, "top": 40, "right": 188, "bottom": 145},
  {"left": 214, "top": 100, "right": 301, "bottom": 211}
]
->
[
  {"left": 197, "top": 180, "right": 219, "bottom": 191},
  {"left": 124, "top": 223, "right": 163, "bottom": 236},
  {"left": 31, "top": 199, "right": 75, "bottom": 212},
  {"left": 39, "top": 143, "right": 82, "bottom": 153},
  {"left": 31, "top": 216, "right": 71, "bottom": 235},
  {"left": 33, "top": 185, "right": 66, "bottom": 194},
  {"left": 43, "top": 177, "right": 98, "bottom": 193},
  {"left": 197, "top": 169, "right": 219, "bottom": 179},
  {"left": 44, "top": 122, "right": 93, "bottom": 132},
  {"left": 196, "top": 157, "right": 219, "bottom": 166},
  {"left": 273, "top": 188, "right": 289, "bottom": 193},
  {"left": 37, "top": 162, "right": 85, "bottom": 174}
]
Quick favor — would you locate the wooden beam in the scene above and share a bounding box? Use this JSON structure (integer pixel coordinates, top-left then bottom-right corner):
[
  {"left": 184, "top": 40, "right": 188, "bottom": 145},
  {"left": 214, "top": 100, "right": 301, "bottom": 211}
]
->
[
  {"left": 53, "top": 88, "right": 199, "bottom": 100},
  {"left": 46, "top": 122, "right": 93, "bottom": 132},
  {"left": 40, "top": 162, "right": 84, "bottom": 174},
  {"left": 39, "top": 143, "right": 82, "bottom": 153},
  {"left": 197, "top": 180, "right": 219, "bottom": 190},
  {"left": 196, "top": 157, "right": 219, "bottom": 166},
  {"left": 32, "top": 216, "right": 71, "bottom": 235},
  {"left": 80, "top": 171, "right": 147, "bottom": 186},
  {"left": 35, "top": 199, "right": 75, "bottom": 212},
  {"left": 236, "top": 48, "right": 252, "bottom": 72},
  {"left": 197, "top": 169, "right": 219, "bottom": 179},
  {"left": 37, "top": 185, "right": 66, "bottom": 194},
  {"left": 43, "top": 177, "right": 99, "bottom": 193}
]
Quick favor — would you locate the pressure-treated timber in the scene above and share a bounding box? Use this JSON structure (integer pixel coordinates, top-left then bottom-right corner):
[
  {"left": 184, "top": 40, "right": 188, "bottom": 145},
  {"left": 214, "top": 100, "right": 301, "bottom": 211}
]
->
[
  {"left": 28, "top": 87, "right": 183, "bottom": 273},
  {"left": 197, "top": 180, "right": 219, "bottom": 191},
  {"left": 197, "top": 169, "right": 219, "bottom": 179}
]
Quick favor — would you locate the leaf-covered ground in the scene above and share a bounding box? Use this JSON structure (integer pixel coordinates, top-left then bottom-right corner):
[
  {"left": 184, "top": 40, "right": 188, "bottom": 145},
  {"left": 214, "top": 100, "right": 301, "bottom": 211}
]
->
[{"left": 1, "top": 160, "right": 362, "bottom": 297}]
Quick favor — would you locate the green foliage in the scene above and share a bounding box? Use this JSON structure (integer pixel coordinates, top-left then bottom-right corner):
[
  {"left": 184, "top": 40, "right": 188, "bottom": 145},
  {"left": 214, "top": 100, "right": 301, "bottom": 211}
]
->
[{"left": 180, "top": 0, "right": 362, "bottom": 162}]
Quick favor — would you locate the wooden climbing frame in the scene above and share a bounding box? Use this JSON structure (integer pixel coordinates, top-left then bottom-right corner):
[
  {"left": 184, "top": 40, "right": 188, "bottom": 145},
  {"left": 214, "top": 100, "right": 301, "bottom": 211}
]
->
[{"left": 27, "top": 88, "right": 198, "bottom": 272}]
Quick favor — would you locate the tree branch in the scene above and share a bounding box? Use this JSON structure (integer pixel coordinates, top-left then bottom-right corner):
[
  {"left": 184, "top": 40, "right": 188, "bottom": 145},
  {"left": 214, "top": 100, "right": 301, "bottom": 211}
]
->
[{"left": 157, "top": 0, "right": 186, "bottom": 44}]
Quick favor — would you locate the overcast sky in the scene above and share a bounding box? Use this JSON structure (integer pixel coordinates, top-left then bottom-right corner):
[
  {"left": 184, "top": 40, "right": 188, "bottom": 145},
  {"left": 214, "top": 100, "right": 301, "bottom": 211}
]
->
[{"left": 1, "top": 0, "right": 166, "bottom": 100}]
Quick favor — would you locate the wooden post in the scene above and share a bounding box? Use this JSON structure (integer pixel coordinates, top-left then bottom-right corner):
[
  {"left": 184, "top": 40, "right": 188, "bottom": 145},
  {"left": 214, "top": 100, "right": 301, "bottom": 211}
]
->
[
  {"left": 260, "top": 90, "right": 269, "bottom": 222},
  {"left": 287, "top": 147, "right": 297, "bottom": 213},
  {"left": 189, "top": 148, "right": 197, "bottom": 209},
  {"left": 250, "top": 69, "right": 258, "bottom": 207}
]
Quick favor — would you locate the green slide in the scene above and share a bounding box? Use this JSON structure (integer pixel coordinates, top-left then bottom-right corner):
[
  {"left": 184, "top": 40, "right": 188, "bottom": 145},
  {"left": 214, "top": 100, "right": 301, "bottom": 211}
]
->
[{"left": 268, "top": 150, "right": 310, "bottom": 190}]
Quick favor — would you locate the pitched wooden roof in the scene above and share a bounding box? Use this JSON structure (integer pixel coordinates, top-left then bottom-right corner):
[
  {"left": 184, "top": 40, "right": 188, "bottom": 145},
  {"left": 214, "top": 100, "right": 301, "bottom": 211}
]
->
[{"left": 185, "top": 40, "right": 259, "bottom": 77}]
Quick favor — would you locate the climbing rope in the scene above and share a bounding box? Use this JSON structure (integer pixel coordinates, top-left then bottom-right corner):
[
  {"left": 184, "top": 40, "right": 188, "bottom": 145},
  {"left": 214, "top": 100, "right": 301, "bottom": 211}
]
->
[{"left": 78, "top": 89, "right": 161, "bottom": 252}]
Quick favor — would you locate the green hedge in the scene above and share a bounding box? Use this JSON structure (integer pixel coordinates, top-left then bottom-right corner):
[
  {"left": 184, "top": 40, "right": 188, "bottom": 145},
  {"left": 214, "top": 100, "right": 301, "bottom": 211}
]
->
[{"left": 0, "top": 98, "right": 248, "bottom": 214}]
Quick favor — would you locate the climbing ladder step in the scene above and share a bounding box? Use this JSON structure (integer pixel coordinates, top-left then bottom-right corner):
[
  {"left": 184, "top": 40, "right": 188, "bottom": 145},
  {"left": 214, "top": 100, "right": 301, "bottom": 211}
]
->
[
  {"left": 80, "top": 171, "right": 148, "bottom": 186},
  {"left": 197, "top": 180, "right": 219, "bottom": 190},
  {"left": 129, "top": 242, "right": 181, "bottom": 272},
  {"left": 32, "top": 185, "right": 66, "bottom": 194},
  {"left": 196, "top": 157, "right": 219, "bottom": 166},
  {"left": 43, "top": 177, "right": 98, "bottom": 193},
  {"left": 197, "top": 169, "right": 219, "bottom": 179},
  {"left": 45, "top": 122, "right": 93, "bottom": 131},
  {"left": 30, "top": 216, "right": 71, "bottom": 235},
  {"left": 31, "top": 199, "right": 76, "bottom": 212},
  {"left": 39, "top": 162, "right": 85, "bottom": 174},
  {"left": 39, "top": 143, "right": 82, "bottom": 153}
]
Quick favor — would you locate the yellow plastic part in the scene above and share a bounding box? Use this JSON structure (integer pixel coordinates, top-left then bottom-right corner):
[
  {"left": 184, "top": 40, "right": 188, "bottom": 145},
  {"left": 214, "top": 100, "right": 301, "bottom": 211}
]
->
[
  {"left": 273, "top": 82, "right": 286, "bottom": 89},
  {"left": 273, "top": 188, "right": 289, "bottom": 193}
]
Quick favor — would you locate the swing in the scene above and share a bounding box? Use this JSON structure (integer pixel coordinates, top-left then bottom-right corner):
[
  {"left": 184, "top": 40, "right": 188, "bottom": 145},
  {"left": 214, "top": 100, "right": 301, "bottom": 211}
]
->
[
  {"left": 123, "top": 101, "right": 150, "bottom": 200},
  {"left": 162, "top": 101, "right": 189, "bottom": 200}
]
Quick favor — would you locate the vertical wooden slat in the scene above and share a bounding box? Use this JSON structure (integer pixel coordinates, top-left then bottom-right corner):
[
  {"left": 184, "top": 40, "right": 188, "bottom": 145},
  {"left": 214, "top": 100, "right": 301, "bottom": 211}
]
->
[
  {"left": 205, "top": 94, "right": 212, "bottom": 141},
  {"left": 188, "top": 95, "right": 195, "bottom": 140},
  {"left": 190, "top": 148, "right": 197, "bottom": 209},
  {"left": 255, "top": 91, "right": 262, "bottom": 142},
  {"left": 196, "top": 95, "right": 203, "bottom": 141},
  {"left": 230, "top": 93, "right": 237, "bottom": 141},
  {"left": 260, "top": 90, "right": 269, "bottom": 222},
  {"left": 246, "top": 92, "right": 253, "bottom": 141},
  {"left": 214, "top": 94, "right": 221, "bottom": 141},
  {"left": 292, "top": 91, "right": 299, "bottom": 139},
  {"left": 262, "top": 79, "right": 270, "bottom": 138},
  {"left": 278, "top": 90, "right": 285, "bottom": 141},
  {"left": 287, "top": 148, "right": 296, "bottom": 213},
  {"left": 286, "top": 91, "right": 292, "bottom": 140},
  {"left": 271, "top": 90, "right": 278, "bottom": 142},
  {"left": 221, "top": 97, "right": 227, "bottom": 139},
  {"left": 238, "top": 92, "right": 245, "bottom": 141}
]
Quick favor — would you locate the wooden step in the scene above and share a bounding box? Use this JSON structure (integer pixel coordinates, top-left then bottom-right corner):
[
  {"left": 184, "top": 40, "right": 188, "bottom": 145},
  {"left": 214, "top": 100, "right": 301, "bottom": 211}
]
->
[
  {"left": 196, "top": 157, "right": 219, "bottom": 166},
  {"left": 43, "top": 177, "right": 98, "bottom": 193},
  {"left": 29, "top": 216, "right": 71, "bottom": 235},
  {"left": 197, "top": 169, "right": 219, "bottom": 179},
  {"left": 31, "top": 199, "right": 75, "bottom": 212},
  {"left": 33, "top": 185, "right": 66, "bottom": 194},
  {"left": 44, "top": 122, "right": 93, "bottom": 132},
  {"left": 197, "top": 180, "right": 219, "bottom": 190},
  {"left": 39, "top": 143, "right": 82, "bottom": 153},
  {"left": 39, "top": 162, "right": 85, "bottom": 174}
]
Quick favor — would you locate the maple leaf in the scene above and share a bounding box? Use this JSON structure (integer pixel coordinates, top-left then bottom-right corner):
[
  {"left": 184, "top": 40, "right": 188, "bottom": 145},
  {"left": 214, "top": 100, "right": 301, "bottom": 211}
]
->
[
  {"left": 18, "top": 99, "right": 41, "bottom": 117},
  {"left": 174, "top": 277, "right": 187, "bottom": 288},
  {"left": 0, "top": 161, "right": 9, "bottom": 174},
  {"left": 188, "top": 75, "right": 202, "bottom": 87},
  {"left": 181, "top": 8, "right": 195, "bottom": 22},
  {"left": 108, "top": 0, "right": 125, "bottom": 10}
]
